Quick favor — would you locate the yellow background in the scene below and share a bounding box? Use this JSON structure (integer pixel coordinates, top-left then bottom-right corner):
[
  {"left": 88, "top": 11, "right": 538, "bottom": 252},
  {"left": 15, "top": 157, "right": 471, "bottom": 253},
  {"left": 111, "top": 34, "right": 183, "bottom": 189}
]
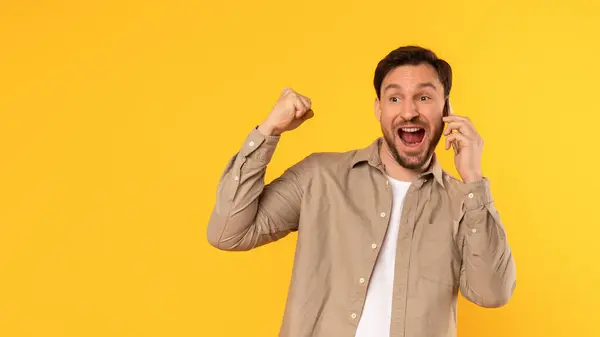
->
[{"left": 1, "top": 0, "right": 599, "bottom": 336}]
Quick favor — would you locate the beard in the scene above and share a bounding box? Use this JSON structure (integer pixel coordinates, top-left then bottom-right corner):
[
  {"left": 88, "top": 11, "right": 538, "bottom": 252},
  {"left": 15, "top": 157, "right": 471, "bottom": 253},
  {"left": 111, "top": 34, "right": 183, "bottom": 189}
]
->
[{"left": 382, "top": 119, "right": 443, "bottom": 170}]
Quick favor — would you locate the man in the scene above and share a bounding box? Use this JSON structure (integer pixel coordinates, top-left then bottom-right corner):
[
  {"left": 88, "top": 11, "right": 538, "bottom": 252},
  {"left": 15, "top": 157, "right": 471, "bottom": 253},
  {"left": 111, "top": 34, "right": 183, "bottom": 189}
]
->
[{"left": 207, "top": 46, "right": 516, "bottom": 337}]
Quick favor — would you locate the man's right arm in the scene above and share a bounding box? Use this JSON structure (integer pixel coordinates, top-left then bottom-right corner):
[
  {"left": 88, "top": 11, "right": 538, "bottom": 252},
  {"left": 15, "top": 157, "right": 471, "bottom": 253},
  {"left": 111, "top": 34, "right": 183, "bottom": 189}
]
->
[
  {"left": 207, "top": 88, "right": 315, "bottom": 251},
  {"left": 206, "top": 127, "right": 306, "bottom": 251}
]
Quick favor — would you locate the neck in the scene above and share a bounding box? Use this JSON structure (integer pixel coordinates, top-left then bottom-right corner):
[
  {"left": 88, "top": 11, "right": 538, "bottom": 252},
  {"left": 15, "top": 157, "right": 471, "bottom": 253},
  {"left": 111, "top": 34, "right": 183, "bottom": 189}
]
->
[{"left": 379, "top": 141, "right": 432, "bottom": 182}]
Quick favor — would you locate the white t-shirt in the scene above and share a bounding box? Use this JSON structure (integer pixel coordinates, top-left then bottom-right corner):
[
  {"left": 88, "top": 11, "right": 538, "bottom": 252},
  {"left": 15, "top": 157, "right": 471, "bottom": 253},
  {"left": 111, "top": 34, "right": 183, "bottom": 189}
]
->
[{"left": 355, "top": 176, "right": 411, "bottom": 337}]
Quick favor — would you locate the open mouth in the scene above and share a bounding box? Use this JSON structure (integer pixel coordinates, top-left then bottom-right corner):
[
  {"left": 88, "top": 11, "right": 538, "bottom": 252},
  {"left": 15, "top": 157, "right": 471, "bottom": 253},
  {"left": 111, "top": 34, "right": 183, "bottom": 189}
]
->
[{"left": 397, "top": 127, "right": 426, "bottom": 148}]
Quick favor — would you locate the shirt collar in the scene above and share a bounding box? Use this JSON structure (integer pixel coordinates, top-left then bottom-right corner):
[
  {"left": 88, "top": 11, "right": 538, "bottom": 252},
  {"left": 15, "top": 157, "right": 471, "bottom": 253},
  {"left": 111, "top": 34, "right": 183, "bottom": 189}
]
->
[{"left": 351, "top": 138, "right": 445, "bottom": 188}]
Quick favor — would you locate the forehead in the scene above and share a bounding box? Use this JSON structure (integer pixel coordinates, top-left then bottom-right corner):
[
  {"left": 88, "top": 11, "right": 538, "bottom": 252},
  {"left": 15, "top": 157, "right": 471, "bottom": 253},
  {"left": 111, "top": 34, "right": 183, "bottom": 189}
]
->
[{"left": 382, "top": 64, "right": 443, "bottom": 90}]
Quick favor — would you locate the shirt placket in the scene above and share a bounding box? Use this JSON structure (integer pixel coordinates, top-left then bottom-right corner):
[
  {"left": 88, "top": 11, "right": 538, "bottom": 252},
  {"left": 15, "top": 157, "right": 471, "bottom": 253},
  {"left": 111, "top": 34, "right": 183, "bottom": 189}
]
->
[
  {"left": 389, "top": 183, "right": 421, "bottom": 337},
  {"left": 347, "top": 169, "right": 394, "bottom": 332}
]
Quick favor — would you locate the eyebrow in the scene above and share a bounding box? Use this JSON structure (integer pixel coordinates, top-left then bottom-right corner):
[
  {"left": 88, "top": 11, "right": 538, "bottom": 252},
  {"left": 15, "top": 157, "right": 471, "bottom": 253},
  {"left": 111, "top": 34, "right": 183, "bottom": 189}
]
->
[{"left": 383, "top": 82, "right": 438, "bottom": 92}]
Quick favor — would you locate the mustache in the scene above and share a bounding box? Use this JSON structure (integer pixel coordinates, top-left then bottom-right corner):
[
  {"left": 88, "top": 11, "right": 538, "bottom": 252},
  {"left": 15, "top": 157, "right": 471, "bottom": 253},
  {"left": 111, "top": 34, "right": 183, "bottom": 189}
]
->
[{"left": 394, "top": 119, "right": 430, "bottom": 129}]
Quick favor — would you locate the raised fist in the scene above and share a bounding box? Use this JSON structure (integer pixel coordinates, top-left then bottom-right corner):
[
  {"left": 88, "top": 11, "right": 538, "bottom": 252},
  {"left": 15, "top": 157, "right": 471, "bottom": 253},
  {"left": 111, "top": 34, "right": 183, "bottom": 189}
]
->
[{"left": 258, "top": 88, "right": 314, "bottom": 136}]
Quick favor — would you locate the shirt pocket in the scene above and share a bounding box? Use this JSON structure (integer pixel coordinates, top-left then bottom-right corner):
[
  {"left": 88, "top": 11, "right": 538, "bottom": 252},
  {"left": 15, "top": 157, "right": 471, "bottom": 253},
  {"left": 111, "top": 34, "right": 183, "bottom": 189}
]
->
[{"left": 416, "top": 221, "right": 458, "bottom": 288}]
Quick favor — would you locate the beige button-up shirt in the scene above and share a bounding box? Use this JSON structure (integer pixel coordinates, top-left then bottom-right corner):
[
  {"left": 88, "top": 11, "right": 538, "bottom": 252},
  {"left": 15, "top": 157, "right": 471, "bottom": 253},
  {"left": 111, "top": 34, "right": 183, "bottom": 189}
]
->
[{"left": 207, "top": 128, "right": 516, "bottom": 337}]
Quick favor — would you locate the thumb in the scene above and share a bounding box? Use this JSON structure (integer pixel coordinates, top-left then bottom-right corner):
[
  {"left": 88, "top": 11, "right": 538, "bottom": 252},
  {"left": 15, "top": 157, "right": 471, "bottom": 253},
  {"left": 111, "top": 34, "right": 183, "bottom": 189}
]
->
[
  {"left": 296, "top": 109, "right": 315, "bottom": 121},
  {"left": 300, "top": 109, "right": 314, "bottom": 121},
  {"left": 298, "top": 109, "right": 315, "bottom": 123}
]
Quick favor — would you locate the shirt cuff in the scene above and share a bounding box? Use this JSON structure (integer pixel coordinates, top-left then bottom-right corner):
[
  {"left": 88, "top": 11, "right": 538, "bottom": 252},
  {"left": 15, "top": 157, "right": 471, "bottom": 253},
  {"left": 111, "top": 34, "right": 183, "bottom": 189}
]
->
[
  {"left": 239, "top": 127, "right": 281, "bottom": 163},
  {"left": 463, "top": 178, "right": 494, "bottom": 211}
]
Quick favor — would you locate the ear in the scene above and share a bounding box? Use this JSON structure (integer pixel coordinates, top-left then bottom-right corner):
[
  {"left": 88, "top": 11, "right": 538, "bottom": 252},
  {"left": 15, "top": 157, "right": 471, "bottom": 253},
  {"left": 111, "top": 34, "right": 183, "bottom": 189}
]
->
[{"left": 374, "top": 98, "right": 382, "bottom": 121}]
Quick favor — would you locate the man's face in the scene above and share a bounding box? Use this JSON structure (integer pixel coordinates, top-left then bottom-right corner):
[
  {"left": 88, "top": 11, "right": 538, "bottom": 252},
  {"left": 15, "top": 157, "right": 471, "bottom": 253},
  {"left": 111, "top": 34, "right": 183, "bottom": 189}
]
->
[{"left": 375, "top": 64, "right": 446, "bottom": 170}]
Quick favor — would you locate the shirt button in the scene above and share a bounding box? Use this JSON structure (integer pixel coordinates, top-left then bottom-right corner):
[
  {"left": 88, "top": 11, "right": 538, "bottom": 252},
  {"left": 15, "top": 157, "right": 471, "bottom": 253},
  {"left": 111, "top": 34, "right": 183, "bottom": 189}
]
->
[
  {"left": 234, "top": 176, "right": 239, "bottom": 181},
  {"left": 351, "top": 313, "right": 357, "bottom": 319},
  {"left": 359, "top": 278, "right": 365, "bottom": 284},
  {"left": 249, "top": 141, "right": 255, "bottom": 147},
  {"left": 471, "top": 228, "right": 477, "bottom": 234},
  {"left": 386, "top": 180, "right": 389, "bottom": 186},
  {"left": 380, "top": 212, "right": 386, "bottom": 218},
  {"left": 371, "top": 243, "right": 377, "bottom": 249},
  {"left": 468, "top": 193, "right": 474, "bottom": 199}
]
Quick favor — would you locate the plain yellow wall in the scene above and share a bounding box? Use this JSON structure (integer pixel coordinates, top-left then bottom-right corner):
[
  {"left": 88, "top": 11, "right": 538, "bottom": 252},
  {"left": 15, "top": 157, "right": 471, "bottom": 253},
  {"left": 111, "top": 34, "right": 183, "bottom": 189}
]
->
[{"left": 1, "top": 0, "right": 599, "bottom": 336}]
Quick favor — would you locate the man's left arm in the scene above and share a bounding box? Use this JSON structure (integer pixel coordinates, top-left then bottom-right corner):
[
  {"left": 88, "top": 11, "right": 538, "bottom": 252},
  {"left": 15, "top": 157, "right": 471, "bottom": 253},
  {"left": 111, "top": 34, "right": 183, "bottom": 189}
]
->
[
  {"left": 456, "top": 179, "right": 516, "bottom": 308},
  {"left": 443, "top": 103, "right": 516, "bottom": 308}
]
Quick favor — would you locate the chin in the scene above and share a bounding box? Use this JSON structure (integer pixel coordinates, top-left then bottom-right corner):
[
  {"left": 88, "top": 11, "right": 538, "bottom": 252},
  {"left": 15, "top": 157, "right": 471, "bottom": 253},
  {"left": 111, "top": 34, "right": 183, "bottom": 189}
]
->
[
  {"left": 391, "top": 136, "right": 434, "bottom": 169},
  {"left": 396, "top": 151, "right": 429, "bottom": 170}
]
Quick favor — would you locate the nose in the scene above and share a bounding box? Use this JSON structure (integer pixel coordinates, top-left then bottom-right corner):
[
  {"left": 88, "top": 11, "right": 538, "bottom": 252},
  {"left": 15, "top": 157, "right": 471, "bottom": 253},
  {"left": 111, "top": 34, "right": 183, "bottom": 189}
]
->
[{"left": 400, "top": 100, "right": 419, "bottom": 121}]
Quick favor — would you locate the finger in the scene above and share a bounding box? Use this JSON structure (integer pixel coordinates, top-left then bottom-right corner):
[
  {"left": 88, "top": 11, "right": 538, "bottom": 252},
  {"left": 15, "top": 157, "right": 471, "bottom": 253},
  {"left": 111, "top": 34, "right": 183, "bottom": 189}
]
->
[
  {"left": 293, "top": 96, "right": 309, "bottom": 117},
  {"left": 298, "top": 94, "right": 312, "bottom": 111},
  {"left": 451, "top": 140, "right": 458, "bottom": 155},
  {"left": 443, "top": 121, "right": 475, "bottom": 137},
  {"left": 442, "top": 115, "right": 471, "bottom": 123},
  {"left": 300, "top": 109, "right": 314, "bottom": 121},
  {"left": 281, "top": 87, "right": 293, "bottom": 97},
  {"left": 442, "top": 115, "right": 476, "bottom": 136},
  {"left": 445, "top": 133, "right": 469, "bottom": 152}
]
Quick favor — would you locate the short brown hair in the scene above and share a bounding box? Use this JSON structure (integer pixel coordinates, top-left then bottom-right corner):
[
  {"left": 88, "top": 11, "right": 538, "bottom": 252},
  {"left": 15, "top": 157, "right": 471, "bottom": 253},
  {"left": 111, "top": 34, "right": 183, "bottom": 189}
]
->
[{"left": 374, "top": 46, "right": 452, "bottom": 103}]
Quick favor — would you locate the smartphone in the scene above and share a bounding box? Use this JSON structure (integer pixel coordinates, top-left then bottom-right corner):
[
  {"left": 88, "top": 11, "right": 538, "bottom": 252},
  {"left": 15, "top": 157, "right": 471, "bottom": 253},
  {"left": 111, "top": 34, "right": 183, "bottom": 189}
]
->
[
  {"left": 443, "top": 97, "right": 458, "bottom": 153},
  {"left": 443, "top": 97, "right": 450, "bottom": 118}
]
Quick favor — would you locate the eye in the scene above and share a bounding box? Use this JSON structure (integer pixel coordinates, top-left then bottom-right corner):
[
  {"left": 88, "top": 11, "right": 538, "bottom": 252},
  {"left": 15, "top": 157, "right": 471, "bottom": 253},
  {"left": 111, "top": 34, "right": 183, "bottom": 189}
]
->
[
  {"left": 390, "top": 96, "right": 400, "bottom": 103},
  {"left": 419, "top": 96, "right": 431, "bottom": 102}
]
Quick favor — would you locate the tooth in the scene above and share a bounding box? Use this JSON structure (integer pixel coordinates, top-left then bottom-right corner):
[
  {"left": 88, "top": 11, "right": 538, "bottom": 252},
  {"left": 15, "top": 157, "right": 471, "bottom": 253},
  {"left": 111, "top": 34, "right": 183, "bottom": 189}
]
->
[{"left": 402, "top": 128, "right": 419, "bottom": 132}]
